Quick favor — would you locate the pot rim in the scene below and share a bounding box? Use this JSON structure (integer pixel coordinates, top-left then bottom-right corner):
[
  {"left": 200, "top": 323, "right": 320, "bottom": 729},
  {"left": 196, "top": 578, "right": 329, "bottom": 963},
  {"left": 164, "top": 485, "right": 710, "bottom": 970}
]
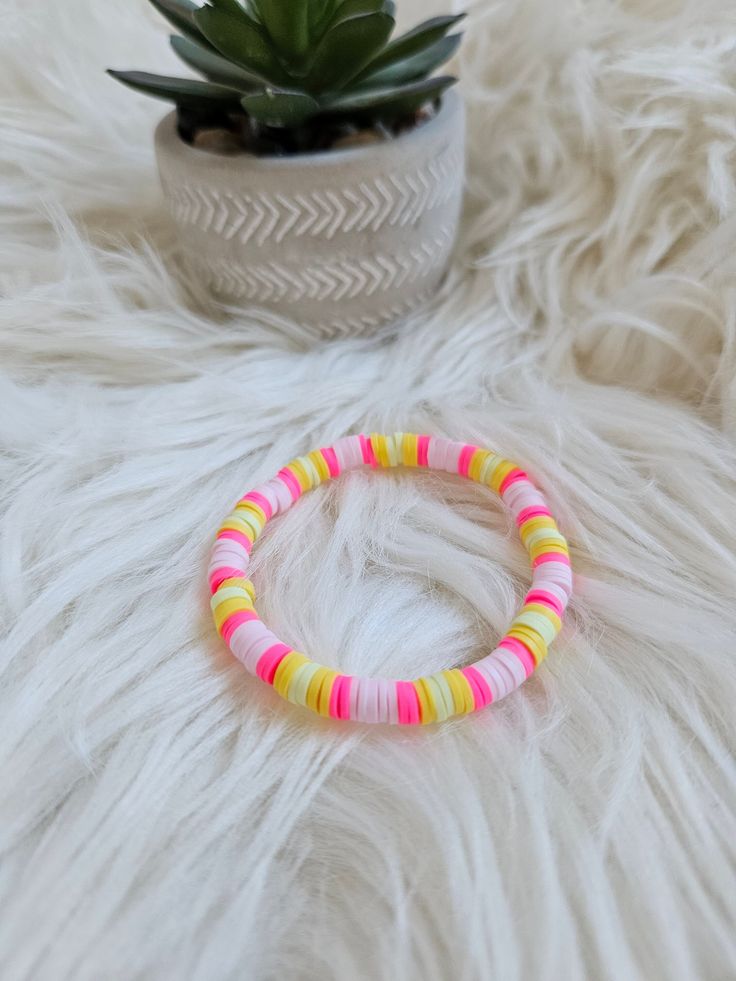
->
[{"left": 155, "top": 89, "right": 462, "bottom": 172}]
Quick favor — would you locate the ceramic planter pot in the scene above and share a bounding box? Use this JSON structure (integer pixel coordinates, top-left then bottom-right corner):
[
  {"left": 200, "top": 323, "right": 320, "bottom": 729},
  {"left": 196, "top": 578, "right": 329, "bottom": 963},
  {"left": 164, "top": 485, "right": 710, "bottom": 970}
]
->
[{"left": 154, "top": 91, "right": 465, "bottom": 338}]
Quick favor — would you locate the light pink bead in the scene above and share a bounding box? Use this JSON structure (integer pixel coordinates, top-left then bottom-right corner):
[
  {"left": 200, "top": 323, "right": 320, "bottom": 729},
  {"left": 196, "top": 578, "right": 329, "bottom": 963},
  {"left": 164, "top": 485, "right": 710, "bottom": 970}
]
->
[
  {"left": 533, "top": 561, "right": 573, "bottom": 597},
  {"left": 376, "top": 679, "right": 394, "bottom": 724},
  {"left": 349, "top": 676, "right": 362, "bottom": 720},
  {"left": 334, "top": 434, "right": 363, "bottom": 472},
  {"left": 427, "top": 437, "right": 450, "bottom": 471},
  {"left": 211, "top": 540, "right": 250, "bottom": 567},
  {"left": 249, "top": 483, "right": 280, "bottom": 517},
  {"left": 359, "top": 678, "right": 380, "bottom": 724},
  {"left": 232, "top": 622, "right": 283, "bottom": 675},
  {"left": 265, "top": 477, "right": 293, "bottom": 514},
  {"left": 494, "top": 648, "right": 527, "bottom": 689},
  {"left": 444, "top": 440, "right": 465, "bottom": 473}
]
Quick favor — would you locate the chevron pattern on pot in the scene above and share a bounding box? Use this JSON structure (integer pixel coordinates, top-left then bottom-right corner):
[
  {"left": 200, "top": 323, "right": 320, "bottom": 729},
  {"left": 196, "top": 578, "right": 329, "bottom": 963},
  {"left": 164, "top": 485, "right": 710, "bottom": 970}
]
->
[
  {"left": 193, "top": 228, "right": 453, "bottom": 307},
  {"left": 167, "top": 144, "right": 463, "bottom": 245}
]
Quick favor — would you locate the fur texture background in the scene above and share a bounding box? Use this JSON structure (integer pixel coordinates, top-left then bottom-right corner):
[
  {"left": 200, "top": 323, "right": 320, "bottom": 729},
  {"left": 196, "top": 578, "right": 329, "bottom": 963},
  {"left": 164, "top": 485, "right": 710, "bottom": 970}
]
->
[{"left": 2, "top": 0, "right": 736, "bottom": 978}]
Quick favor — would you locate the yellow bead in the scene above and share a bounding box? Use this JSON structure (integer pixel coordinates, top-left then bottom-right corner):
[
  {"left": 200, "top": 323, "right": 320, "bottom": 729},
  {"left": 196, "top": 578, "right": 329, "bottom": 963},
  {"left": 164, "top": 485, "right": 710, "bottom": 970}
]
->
[
  {"left": 443, "top": 669, "right": 474, "bottom": 715},
  {"left": 402, "top": 433, "right": 418, "bottom": 467},
  {"left": 273, "top": 651, "right": 310, "bottom": 697},
  {"left": 414, "top": 678, "right": 435, "bottom": 724},
  {"left": 309, "top": 449, "right": 331, "bottom": 483}
]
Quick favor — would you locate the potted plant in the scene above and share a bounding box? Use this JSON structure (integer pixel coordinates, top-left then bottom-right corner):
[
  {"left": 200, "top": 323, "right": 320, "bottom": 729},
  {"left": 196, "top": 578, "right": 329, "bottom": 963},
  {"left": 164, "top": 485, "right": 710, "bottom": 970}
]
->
[{"left": 109, "top": 0, "right": 466, "bottom": 338}]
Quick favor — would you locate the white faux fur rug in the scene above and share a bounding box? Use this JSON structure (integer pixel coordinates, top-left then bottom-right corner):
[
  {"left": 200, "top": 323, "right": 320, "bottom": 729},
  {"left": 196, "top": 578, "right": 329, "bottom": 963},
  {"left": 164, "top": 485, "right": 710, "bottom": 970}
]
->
[{"left": 2, "top": 1, "right": 736, "bottom": 978}]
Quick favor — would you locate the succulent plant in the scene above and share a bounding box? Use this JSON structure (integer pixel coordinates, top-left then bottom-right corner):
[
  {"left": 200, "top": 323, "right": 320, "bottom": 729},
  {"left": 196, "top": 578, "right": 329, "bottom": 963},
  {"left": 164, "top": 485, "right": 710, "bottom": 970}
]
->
[{"left": 108, "top": 0, "right": 464, "bottom": 149}]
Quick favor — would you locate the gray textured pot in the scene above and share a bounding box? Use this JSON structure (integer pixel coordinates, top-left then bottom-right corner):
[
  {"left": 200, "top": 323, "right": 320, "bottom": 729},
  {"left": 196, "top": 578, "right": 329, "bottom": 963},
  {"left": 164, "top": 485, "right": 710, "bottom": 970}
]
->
[{"left": 154, "top": 91, "right": 465, "bottom": 338}]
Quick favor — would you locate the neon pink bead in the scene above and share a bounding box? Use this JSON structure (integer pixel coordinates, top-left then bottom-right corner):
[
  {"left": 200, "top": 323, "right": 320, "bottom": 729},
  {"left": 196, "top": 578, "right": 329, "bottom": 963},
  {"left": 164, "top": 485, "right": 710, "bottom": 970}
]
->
[
  {"left": 461, "top": 666, "right": 491, "bottom": 708},
  {"left": 417, "top": 435, "right": 430, "bottom": 467},
  {"left": 524, "top": 589, "right": 564, "bottom": 616},
  {"left": 321, "top": 446, "right": 340, "bottom": 477},
  {"left": 255, "top": 644, "right": 291, "bottom": 684},
  {"left": 499, "top": 469, "right": 528, "bottom": 495},
  {"left": 329, "top": 675, "right": 344, "bottom": 719},
  {"left": 395, "top": 681, "right": 413, "bottom": 725},
  {"left": 359, "top": 434, "right": 378, "bottom": 467},
  {"left": 533, "top": 552, "right": 571, "bottom": 567},
  {"left": 240, "top": 491, "right": 273, "bottom": 520},
  {"left": 277, "top": 468, "right": 302, "bottom": 500},
  {"left": 516, "top": 505, "right": 553, "bottom": 525},
  {"left": 339, "top": 676, "right": 353, "bottom": 719},
  {"left": 209, "top": 566, "right": 245, "bottom": 594},
  {"left": 457, "top": 444, "right": 477, "bottom": 477}
]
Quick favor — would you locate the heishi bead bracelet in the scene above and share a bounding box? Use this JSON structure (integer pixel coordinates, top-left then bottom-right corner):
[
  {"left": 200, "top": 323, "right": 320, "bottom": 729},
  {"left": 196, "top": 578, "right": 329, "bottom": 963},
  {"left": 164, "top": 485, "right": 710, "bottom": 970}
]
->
[{"left": 208, "top": 434, "right": 572, "bottom": 725}]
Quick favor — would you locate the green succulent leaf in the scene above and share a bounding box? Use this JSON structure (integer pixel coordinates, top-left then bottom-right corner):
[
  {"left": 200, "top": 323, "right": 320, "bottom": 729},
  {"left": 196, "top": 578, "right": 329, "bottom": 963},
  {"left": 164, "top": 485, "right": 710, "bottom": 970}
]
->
[
  {"left": 256, "top": 0, "right": 310, "bottom": 62},
  {"left": 207, "top": 0, "right": 248, "bottom": 16},
  {"left": 330, "top": 0, "right": 395, "bottom": 18},
  {"left": 147, "top": 0, "right": 214, "bottom": 48},
  {"left": 357, "top": 14, "right": 465, "bottom": 78},
  {"left": 358, "top": 32, "right": 461, "bottom": 87},
  {"left": 170, "top": 35, "right": 262, "bottom": 89},
  {"left": 107, "top": 70, "right": 241, "bottom": 106},
  {"left": 306, "top": 11, "right": 395, "bottom": 91},
  {"left": 308, "top": 0, "right": 340, "bottom": 35},
  {"left": 327, "top": 74, "right": 456, "bottom": 117},
  {"left": 242, "top": 88, "right": 320, "bottom": 127},
  {"left": 194, "top": 4, "right": 289, "bottom": 85}
]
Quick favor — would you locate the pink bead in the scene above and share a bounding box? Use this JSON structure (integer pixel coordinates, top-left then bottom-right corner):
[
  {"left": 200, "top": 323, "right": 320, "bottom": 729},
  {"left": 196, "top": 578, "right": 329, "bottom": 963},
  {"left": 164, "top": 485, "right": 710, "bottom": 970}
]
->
[
  {"left": 376, "top": 679, "right": 393, "bottom": 724},
  {"left": 255, "top": 644, "right": 291, "bottom": 684},
  {"left": 457, "top": 444, "right": 477, "bottom": 477},
  {"left": 533, "top": 552, "right": 570, "bottom": 567},
  {"left": 473, "top": 659, "right": 503, "bottom": 701},
  {"left": 499, "top": 469, "right": 528, "bottom": 495},
  {"left": 221, "top": 609, "right": 258, "bottom": 645},
  {"left": 321, "top": 446, "right": 340, "bottom": 477},
  {"left": 233, "top": 623, "right": 284, "bottom": 675},
  {"left": 359, "top": 434, "right": 378, "bottom": 467},
  {"left": 329, "top": 675, "right": 344, "bottom": 719},
  {"left": 400, "top": 681, "right": 422, "bottom": 725},
  {"left": 240, "top": 491, "right": 273, "bottom": 520},
  {"left": 359, "top": 678, "right": 380, "bottom": 724},
  {"left": 339, "top": 676, "right": 353, "bottom": 719},
  {"left": 524, "top": 588, "right": 564, "bottom": 616},
  {"left": 277, "top": 468, "right": 302, "bottom": 500},
  {"left": 417, "top": 435, "right": 430, "bottom": 467},
  {"left": 463, "top": 665, "right": 493, "bottom": 708},
  {"left": 444, "top": 441, "right": 464, "bottom": 473},
  {"left": 495, "top": 647, "right": 528, "bottom": 688},
  {"left": 208, "top": 566, "right": 245, "bottom": 594},
  {"left": 349, "top": 676, "right": 362, "bottom": 720},
  {"left": 266, "top": 477, "right": 293, "bottom": 514},
  {"left": 334, "top": 435, "right": 362, "bottom": 471},
  {"left": 427, "top": 437, "right": 447, "bottom": 471},
  {"left": 216, "top": 530, "right": 253, "bottom": 554},
  {"left": 516, "top": 505, "right": 553, "bottom": 526}
]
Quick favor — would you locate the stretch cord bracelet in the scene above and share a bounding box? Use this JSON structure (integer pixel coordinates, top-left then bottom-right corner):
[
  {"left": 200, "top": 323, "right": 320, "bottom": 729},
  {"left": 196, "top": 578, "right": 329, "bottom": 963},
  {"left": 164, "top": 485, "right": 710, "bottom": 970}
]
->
[{"left": 208, "top": 434, "right": 572, "bottom": 725}]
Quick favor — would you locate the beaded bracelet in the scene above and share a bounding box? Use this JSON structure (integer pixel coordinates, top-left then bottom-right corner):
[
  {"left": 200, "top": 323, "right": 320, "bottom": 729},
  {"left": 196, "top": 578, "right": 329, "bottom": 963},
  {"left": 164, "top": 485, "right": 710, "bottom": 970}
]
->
[{"left": 208, "top": 434, "right": 572, "bottom": 725}]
